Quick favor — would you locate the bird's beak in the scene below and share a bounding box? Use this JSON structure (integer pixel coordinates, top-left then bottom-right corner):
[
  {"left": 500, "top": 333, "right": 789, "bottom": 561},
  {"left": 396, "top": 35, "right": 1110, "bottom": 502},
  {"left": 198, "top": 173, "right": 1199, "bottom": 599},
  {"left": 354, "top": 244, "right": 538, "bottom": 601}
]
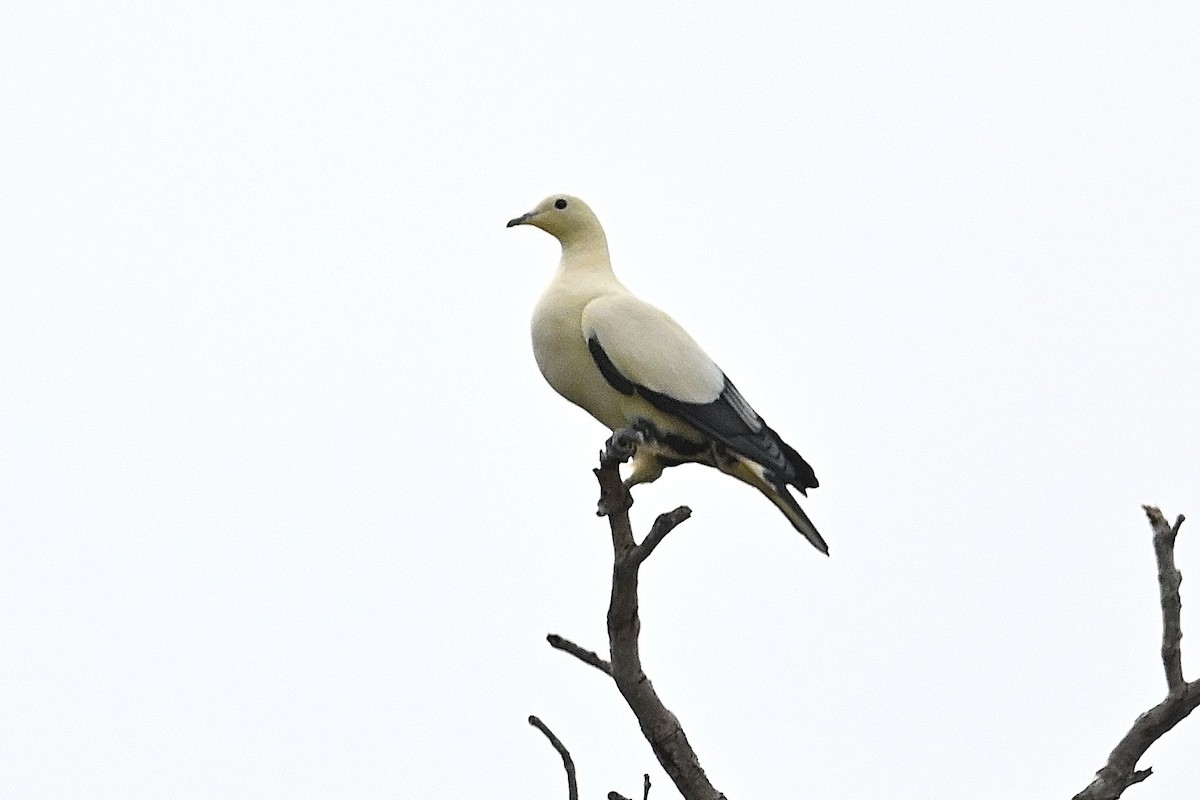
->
[{"left": 506, "top": 210, "right": 536, "bottom": 228}]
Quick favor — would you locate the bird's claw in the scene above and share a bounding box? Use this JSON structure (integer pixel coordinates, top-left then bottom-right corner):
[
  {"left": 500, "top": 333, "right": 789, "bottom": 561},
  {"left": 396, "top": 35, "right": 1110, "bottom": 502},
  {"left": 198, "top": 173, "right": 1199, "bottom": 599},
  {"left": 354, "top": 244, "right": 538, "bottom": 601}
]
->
[{"left": 601, "top": 428, "right": 644, "bottom": 467}]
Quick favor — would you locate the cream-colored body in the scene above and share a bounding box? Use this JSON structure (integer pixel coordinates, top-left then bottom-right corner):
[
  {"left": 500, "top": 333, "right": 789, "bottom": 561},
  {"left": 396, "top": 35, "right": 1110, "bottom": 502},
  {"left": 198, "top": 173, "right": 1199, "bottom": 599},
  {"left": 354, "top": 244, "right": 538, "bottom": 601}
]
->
[
  {"left": 529, "top": 233, "right": 714, "bottom": 485},
  {"left": 530, "top": 254, "right": 632, "bottom": 432},
  {"left": 510, "top": 194, "right": 826, "bottom": 551}
]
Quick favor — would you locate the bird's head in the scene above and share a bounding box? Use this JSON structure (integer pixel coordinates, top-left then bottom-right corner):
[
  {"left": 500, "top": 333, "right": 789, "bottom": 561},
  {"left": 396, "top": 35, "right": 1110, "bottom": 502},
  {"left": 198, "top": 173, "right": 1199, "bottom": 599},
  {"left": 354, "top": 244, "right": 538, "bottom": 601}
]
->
[{"left": 506, "top": 195, "right": 603, "bottom": 246}]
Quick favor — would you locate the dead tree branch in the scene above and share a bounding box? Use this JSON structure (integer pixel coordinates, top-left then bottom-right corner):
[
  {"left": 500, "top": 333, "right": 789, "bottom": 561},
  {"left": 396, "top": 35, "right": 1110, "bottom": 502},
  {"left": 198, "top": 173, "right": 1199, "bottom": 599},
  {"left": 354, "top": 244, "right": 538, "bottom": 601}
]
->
[
  {"left": 609, "top": 780, "right": 650, "bottom": 800},
  {"left": 591, "top": 430, "right": 722, "bottom": 800},
  {"left": 534, "top": 432, "right": 1199, "bottom": 799},
  {"left": 634, "top": 507, "right": 694, "bottom": 566},
  {"left": 547, "top": 634, "right": 612, "bottom": 676},
  {"left": 529, "top": 715, "right": 579, "bottom": 800},
  {"left": 1073, "top": 506, "right": 1200, "bottom": 800},
  {"left": 1152, "top": 509, "right": 1186, "bottom": 692},
  {"left": 538, "top": 431, "right": 712, "bottom": 800},
  {"left": 541, "top": 430, "right": 718, "bottom": 799}
]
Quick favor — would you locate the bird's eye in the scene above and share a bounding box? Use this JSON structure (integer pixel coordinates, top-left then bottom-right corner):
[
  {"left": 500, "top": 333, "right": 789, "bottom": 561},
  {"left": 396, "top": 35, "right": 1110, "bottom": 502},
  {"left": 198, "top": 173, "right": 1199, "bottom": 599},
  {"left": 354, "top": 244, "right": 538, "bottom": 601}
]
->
[{"left": 554, "top": 198, "right": 568, "bottom": 209}]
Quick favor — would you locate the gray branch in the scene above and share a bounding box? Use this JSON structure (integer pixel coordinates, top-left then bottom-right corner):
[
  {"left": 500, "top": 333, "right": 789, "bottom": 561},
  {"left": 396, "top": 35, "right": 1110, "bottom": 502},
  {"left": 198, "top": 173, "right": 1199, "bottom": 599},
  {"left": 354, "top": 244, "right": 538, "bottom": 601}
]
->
[
  {"left": 542, "top": 441, "right": 1200, "bottom": 799},
  {"left": 633, "top": 507, "right": 693, "bottom": 565},
  {"left": 1151, "top": 509, "right": 1186, "bottom": 691},
  {"left": 606, "top": 770, "right": 651, "bottom": 800},
  {"left": 529, "top": 715, "right": 579, "bottom": 800},
  {"left": 547, "top": 633, "right": 613, "bottom": 676},
  {"left": 1073, "top": 506, "right": 1200, "bottom": 800},
  {"left": 593, "top": 432, "right": 726, "bottom": 800}
]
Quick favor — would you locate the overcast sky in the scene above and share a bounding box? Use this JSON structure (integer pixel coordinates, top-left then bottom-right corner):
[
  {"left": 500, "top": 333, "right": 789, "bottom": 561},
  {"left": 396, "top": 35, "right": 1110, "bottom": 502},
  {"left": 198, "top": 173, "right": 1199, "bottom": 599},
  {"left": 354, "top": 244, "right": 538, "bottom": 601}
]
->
[{"left": 2, "top": 2, "right": 1199, "bottom": 798}]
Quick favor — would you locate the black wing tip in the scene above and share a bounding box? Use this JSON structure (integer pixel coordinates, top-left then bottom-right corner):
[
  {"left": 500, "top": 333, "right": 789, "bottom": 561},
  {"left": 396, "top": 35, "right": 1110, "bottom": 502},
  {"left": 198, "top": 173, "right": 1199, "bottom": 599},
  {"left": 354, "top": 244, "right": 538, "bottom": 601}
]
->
[{"left": 780, "top": 438, "right": 818, "bottom": 491}]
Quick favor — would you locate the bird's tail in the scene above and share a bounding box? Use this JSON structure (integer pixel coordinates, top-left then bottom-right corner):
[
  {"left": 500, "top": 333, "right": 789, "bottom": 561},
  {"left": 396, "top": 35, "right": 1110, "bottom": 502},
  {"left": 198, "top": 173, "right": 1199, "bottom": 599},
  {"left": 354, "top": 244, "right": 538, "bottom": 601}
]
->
[
  {"left": 725, "top": 456, "right": 828, "bottom": 554},
  {"left": 761, "top": 480, "right": 828, "bottom": 555}
]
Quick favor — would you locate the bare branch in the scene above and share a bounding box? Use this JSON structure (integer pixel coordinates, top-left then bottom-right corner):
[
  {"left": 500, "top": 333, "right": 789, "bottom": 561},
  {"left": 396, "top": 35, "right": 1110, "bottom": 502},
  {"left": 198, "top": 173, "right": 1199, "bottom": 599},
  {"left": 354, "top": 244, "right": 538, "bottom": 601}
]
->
[
  {"left": 633, "top": 507, "right": 692, "bottom": 565},
  {"left": 595, "top": 429, "right": 641, "bottom": 521},
  {"left": 1145, "top": 506, "right": 1186, "bottom": 690},
  {"left": 528, "top": 715, "right": 579, "bottom": 800},
  {"left": 547, "top": 633, "right": 613, "bottom": 676},
  {"left": 607, "top": 772, "right": 650, "bottom": 800},
  {"left": 1073, "top": 506, "right": 1199, "bottom": 800},
  {"left": 595, "top": 445, "right": 726, "bottom": 800},
  {"left": 594, "top": 432, "right": 636, "bottom": 550},
  {"left": 1073, "top": 685, "right": 1200, "bottom": 800}
]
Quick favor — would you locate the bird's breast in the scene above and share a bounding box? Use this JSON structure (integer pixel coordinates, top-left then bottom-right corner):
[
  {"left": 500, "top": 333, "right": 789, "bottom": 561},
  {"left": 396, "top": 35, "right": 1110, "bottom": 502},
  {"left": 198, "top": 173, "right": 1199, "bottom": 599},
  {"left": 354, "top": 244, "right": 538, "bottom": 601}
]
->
[{"left": 531, "top": 286, "right": 629, "bottom": 430}]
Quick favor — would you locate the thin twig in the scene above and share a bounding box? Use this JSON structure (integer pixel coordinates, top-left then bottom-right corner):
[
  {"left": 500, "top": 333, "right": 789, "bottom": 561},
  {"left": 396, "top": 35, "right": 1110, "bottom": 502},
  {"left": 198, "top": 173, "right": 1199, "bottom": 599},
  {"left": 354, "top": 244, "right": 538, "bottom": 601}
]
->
[
  {"left": 606, "top": 772, "right": 651, "bottom": 800},
  {"left": 529, "top": 715, "right": 579, "bottom": 800},
  {"left": 547, "top": 633, "right": 613, "bottom": 676},
  {"left": 1073, "top": 506, "right": 1200, "bottom": 800},
  {"left": 633, "top": 507, "right": 692, "bottom": 565}
]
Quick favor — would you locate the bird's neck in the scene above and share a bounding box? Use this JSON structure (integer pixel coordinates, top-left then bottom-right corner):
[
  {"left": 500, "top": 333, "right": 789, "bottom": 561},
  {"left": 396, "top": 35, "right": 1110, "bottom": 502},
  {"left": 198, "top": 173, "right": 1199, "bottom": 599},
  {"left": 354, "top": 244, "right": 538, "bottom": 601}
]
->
[{"left": 557, "top": 232, "right": 614, "bottom": 275}]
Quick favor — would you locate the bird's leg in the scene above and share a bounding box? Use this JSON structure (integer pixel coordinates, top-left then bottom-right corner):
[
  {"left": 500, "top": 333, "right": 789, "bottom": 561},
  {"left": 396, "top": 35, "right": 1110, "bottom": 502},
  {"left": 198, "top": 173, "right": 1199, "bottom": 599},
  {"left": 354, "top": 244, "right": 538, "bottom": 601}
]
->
[
  {"left": 597, "top": 427, "right": 644, "bottom": 516},
  {"left": 600, "top": 427, "right": 644, "bottom": 468},
  {"left": 623, "top": 452, "right": 665, "bottom": 489}
]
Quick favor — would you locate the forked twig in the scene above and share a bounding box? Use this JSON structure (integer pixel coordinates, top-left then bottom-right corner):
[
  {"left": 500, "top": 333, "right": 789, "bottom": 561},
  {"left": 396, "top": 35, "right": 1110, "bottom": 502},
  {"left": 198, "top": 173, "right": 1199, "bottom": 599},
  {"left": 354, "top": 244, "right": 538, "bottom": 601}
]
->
[{"left": 1073, "top": 507, "right": 1199, "bottom": 800}]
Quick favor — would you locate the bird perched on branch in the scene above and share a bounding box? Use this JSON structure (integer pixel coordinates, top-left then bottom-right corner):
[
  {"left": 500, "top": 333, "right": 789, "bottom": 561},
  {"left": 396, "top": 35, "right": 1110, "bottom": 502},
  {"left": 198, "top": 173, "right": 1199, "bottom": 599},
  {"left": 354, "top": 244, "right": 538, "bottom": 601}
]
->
[{"left": 508, "top": 194, "right": 827, "bottom": 554}]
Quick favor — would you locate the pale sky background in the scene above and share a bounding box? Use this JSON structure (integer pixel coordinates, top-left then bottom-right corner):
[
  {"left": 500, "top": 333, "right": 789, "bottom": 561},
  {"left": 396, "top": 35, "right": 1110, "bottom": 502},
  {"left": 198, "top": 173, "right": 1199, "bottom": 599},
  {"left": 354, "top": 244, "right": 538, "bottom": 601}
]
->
[{"left": 2, "top": 3, "right": 1199, "bottom": 799}]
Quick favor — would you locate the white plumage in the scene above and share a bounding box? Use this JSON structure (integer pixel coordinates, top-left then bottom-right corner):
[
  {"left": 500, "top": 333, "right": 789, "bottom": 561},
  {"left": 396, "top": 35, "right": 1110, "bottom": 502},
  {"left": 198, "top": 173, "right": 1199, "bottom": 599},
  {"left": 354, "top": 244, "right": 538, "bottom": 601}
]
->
[{"left": 508, "top": 194, "right": 827, "bottom": 554}]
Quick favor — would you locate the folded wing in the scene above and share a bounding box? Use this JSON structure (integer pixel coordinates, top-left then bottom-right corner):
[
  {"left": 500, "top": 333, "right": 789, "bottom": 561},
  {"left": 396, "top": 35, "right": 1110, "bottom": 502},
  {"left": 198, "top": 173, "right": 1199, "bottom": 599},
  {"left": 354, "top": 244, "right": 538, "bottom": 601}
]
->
[{"left": 581, "top": 294, "right": 817, "bottom": 491}]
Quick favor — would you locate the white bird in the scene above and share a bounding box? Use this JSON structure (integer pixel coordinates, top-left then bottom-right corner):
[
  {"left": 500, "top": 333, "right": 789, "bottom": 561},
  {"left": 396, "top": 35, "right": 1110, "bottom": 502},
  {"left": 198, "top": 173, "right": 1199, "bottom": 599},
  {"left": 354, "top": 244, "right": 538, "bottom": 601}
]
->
[{"left": 508, "top": 194, "right": 827, "bottom": 554}]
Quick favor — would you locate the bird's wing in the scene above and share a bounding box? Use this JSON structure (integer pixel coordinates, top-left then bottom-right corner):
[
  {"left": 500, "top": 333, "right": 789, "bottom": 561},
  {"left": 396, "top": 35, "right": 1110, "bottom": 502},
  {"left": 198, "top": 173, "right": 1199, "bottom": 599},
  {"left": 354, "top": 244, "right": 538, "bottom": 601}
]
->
[
  {"left": 581, "top": 294, "right": 816, "bottom": 489},
  {"left": 582, "top": 293, "right": 724, "bottom": 404}
]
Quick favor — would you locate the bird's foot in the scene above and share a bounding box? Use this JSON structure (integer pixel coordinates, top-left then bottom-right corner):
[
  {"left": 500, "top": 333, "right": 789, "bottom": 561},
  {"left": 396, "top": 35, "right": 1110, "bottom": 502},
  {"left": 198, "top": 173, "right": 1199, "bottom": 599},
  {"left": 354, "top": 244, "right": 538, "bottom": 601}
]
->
[{"left": 600, "top": 428, "right": 643, "bottom": 468}]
